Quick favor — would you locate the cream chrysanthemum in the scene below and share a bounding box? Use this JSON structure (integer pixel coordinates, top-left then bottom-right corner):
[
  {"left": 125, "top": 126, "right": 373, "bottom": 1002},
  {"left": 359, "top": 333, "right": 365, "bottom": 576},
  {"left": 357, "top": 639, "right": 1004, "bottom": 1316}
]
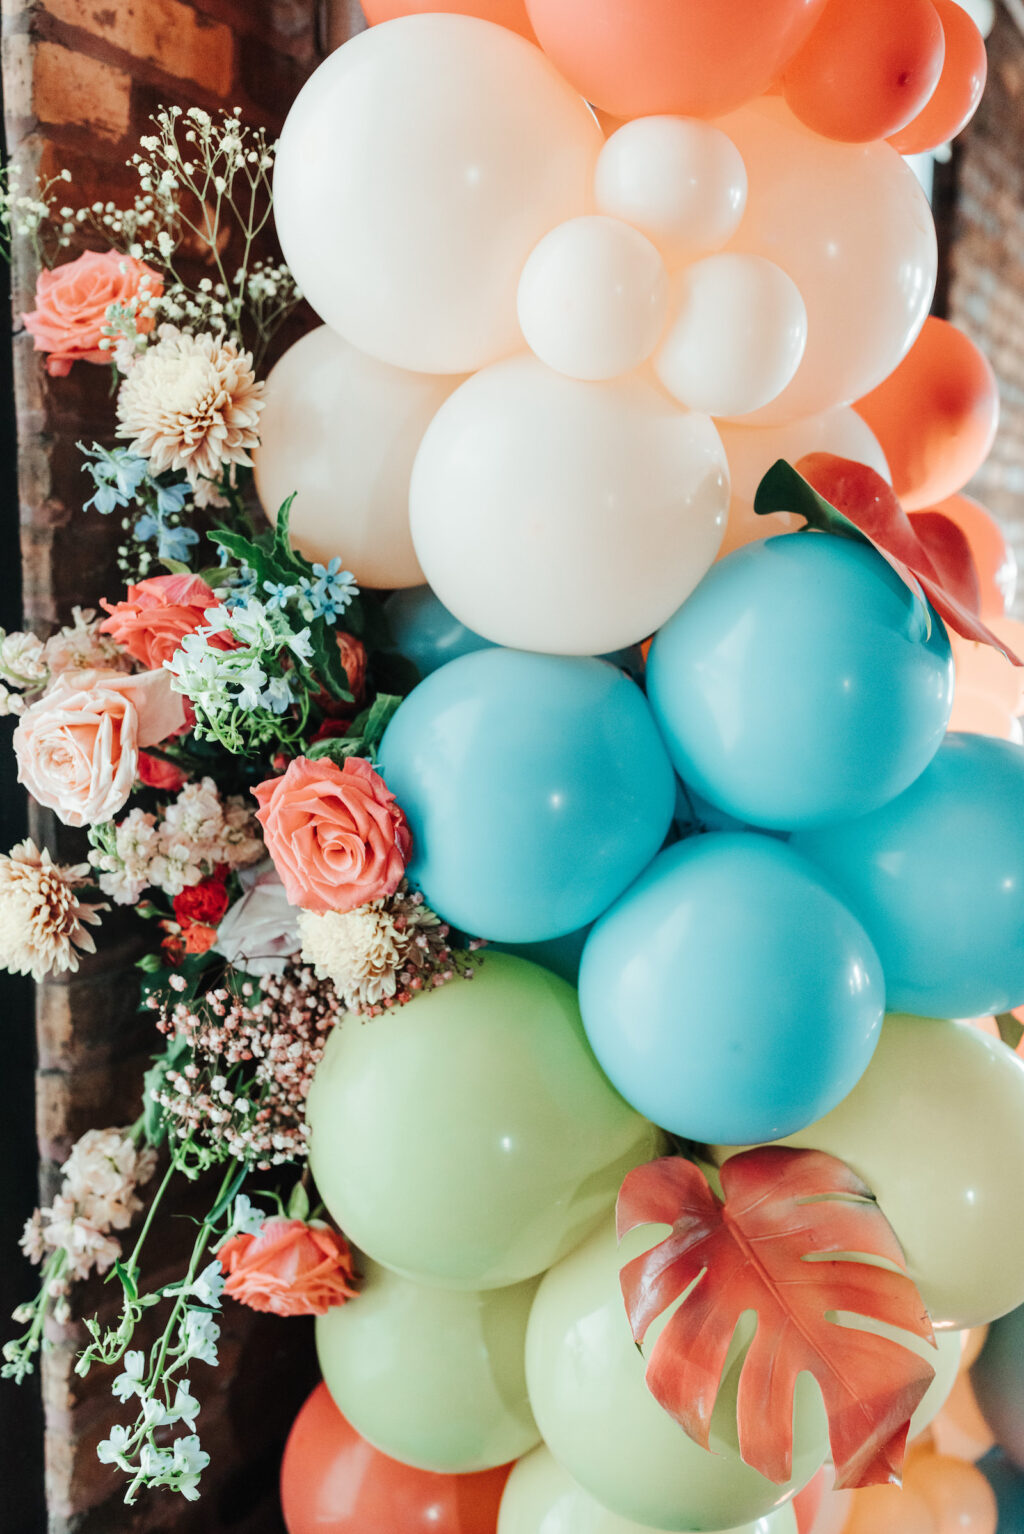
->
[
  {"left": 298, "top": 883, "right": 460, "bottom": 1016},
  {"left": 0, "top": 839, "right": 107, "bottom": 981},
  {"left": 115, "top": 327, "right": 264, "bottom": 503}
]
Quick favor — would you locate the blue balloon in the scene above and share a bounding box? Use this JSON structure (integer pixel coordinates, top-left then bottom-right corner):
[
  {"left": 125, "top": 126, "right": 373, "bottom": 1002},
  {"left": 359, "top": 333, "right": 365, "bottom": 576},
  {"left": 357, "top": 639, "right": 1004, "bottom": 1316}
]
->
[
  {"left": 791, "top": 734, "right": 1024, "bottom": 1019},
  {"left": 384, "top": 586, "right": 495, "bottom": 678},
  {"left": 978, "top": 1450, "right": 1024, "bottom": 1529},
  {"left": 578, "top": 833, "right": 885, "bottom": 1144},
  {"left": 490, "top": 924, "right": 593, "bottom": 985},
  {"left": 646, "top": 534, "right": 953, "bottom": 830},
  {"left": 972, "top": 1302, "right": 1024, "bottom": 1472},
  {"left": 379, "top": 649, "right": 675, "bottom": 943}
]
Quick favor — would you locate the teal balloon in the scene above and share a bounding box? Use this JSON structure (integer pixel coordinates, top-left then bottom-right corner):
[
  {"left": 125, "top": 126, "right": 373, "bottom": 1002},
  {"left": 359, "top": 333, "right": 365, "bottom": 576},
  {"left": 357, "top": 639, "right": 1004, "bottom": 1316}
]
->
[
  {"left": 491, "top": 924, "right": 593, "bottom": 985},
  {"left": 384, "top": 585, "right": 495, "bottom": 677},
  {"left": 647, "top": 535, "right": 953, "bottom": 830},
  {"left": 578, "top": 833, "right": 885, "bottom": 1143},
  {"left": 972, "top": 1303, "right": 1024, "bottom": 1471},
  {"left": 978, "top": 1450, "right": 1024, "bottom": 1528},
  {"left": 379, "top": 649, "right": 675, "bottom": 942},
  {"left": 791, "top": 734, "right": 1024, "bottom": 1018}
]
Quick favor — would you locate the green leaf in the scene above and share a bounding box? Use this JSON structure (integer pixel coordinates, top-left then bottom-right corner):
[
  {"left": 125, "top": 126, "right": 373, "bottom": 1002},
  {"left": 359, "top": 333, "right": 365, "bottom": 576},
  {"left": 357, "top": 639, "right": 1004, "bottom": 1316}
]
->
[
  {"left": 286, "top": 1182, "right": 310, "bottom": 1223},
  {"left": 309, "top": 614, "right": 353, "bottom": 704},
  {"left": 360, "top": 693, "right": 403, "bottom": 759},
  {"left": 142, "top": 1035, "right": 191, "bottom": 1147},
  {"left": 271, "top": 494, "right": 306, "bottom": 577},
  {"left": 305, "top": 734, "right": 366, "bottom": 764},
  {"left": 135, "top": 952, "right": 163, "bottom": 973},
  {"left": 208, "top": 1165, "right": 250, "bottom": 1227},
  {"left": 753, "top": 459, "right": 876, "bottom": 546},
  {"left": 159, "top": 558, "right": 192, "bottom": 576},
  {"left": 996, "top": 1012, "right": 1024, "bottom": 1052},
  {"left": 371, "top": 649, "right": 421, "bottom": 699},
  {"left": 112, "top": 1261, "right": 139, "bottom": 1302}
]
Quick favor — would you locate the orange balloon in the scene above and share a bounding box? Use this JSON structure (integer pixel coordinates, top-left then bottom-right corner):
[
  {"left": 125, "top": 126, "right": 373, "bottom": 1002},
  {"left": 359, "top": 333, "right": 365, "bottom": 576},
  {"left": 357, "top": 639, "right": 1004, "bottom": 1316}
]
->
[
  {"left": 783, "top": 0, "right": 945, "bottom": 143},
  {"left": 361, "top": 0, "right": 537, "bottom": 39},
  {"left": 923, "top": 494, "right": 1017, "bottom": 617},
  {"left": 843, "top": 1482, "right": 938, "bottom": 1534},
  {"left": 280, "top": 1384, "right": 510, "bottom": 1534},
  {"left": 905, "top": 1449, "right": 998, "bottom": 1534},
  {"left": 854, "top": 317, "right": 999, "bottom": 512},
  {"left": 522, "top": 0, "right": 829, "bottom": 119},
  {"left": 889, "top": 0, "right": 988, "bottom": 154},
  {"left": 948, "top": 691, "right": 1022, "bottom": 743}
]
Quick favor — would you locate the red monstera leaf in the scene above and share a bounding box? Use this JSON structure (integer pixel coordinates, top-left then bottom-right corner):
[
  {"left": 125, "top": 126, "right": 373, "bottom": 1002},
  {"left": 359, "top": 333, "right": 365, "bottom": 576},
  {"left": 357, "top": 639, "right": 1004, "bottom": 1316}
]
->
[
  {"left": 617, "top": 1149, "right": 936, "bottom": 1491},
  {"left": 753, "top": 454, "right": 1021, "bottom": 665}
]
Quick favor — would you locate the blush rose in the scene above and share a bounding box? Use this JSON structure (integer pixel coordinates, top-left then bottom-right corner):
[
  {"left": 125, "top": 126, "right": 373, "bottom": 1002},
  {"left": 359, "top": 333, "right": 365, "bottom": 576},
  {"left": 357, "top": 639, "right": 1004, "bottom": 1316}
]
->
[
  {"left": 218, "top": 1218, "right": 358, "bottom": 1317},
  {"left": 22, "top": 250, "right": 162, "bottom": 377}
]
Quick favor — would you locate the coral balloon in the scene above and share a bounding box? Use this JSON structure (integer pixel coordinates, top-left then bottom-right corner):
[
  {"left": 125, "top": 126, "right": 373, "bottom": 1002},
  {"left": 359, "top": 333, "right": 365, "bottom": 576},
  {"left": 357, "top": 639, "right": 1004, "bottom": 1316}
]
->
[
  {"left": 918, "top": 495, "right": 1017, "bottom": 617},
  {"left": 254, "top": 327, "right": 459, "bottom": 589},
  {"left": 716, "top": 408, "right": 890, "bottom": 557},
  {"left": 720, "top": 101, "right": 936, "bottom": 424},
  {"left": 792, "top": 1468, "right": 826, "bottom": 1534},
  {"left": 842, "top": 1482, "right": 937, "bottom": 1534},
  {"left": 498, "top": 1446, "right": 800, "bottom": 1534},
  {"left": 409, "top": 356, "right": 729, "bottom": 655},
  {"left": 524, "top": 1219, "right": 829, "bottom": 1530},
  {"left": 594, "top": 117, "right": 748, "bottom": 266},
  {"left": 280, "top": 1384, "right": 511, "bottom": 1534},
  {"left": 306, "top": 953, "right": 659, "bottom": 1288},
  {"left": 362, "top": 0, "right": 536, "bottom": 41},
  {"left": 316, "top": 1260, "right": 540, "bottom": 1473},
  {"left": 907, "top": 1451, "right": 998, "bottom": 1534},
  {"left": 274, "top": 15, "right": 600, "bottom": 373},
  {"left": 783, "top": 0, "right": 945, "bottom": 142},
  {"left": 854, "top": 318, "right": 999, "bottom": 512},
  {"left": 890, "top": 0, "right": 988, "bottom": 154},
  {"left": 654, "top": 254, "right": 807, "bottom": 418},
  {"left": 516, "top": 216, "right": 669, "bottom": 381},
  {"left": 523, "top": 0, "right": 829, "bottom": 120}
]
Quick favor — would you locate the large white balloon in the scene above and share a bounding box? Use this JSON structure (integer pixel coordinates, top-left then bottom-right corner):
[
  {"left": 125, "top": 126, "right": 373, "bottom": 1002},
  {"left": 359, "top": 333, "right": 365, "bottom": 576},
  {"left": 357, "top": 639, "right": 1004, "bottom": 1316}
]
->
[
  {"left": 253, "top": 327, "right": 460, "bottom": 588},
  {"left": 715, "top": 408, "right": 891, "bottom": 557},
  {"left": 654, "top": 254, "right": 807, "bottom": 418},
  {"left": 517, "top": 216, "right": 669, "bottom": 381},
  {"left": 410, "top": 355, "right": 729, "bottom": 655},
  {"left": 719, "top": 100, "right": 937, "bottom": 424},
  {"left": 594, "top": 117, "right": 748, "bottom": 266},
  {"left": 273, "top": 15, "right": 602, "bottom": 374}
]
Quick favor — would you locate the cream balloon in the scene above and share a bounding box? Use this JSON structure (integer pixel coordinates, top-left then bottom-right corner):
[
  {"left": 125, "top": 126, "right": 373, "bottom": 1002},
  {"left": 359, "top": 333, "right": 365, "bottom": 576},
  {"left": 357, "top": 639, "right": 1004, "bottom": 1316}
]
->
[
  {"left": 654, "top": 254, "right": 807, "bottom": 418},
  {"left": 273, "top": 15, "right": 602, "bottom": 373},
  {"left": 498, "top": 1446, "right": 800, "bottom": 1534},
  {"left": 253, "top": 327, "right": 460, "bottom": 588},
  {"left": 719, "top": 99, "right": 937, "bottom": 424},
  {"left": 410, "top": 355, "right": 729, "bottom": 654},
  {"left": 517, "top": 216, "right": 669, "bottom": 381},
  {"left": 525, "top": 1219, "right": 829, "bottom": 1531},
  {"left": 717, "top": 1016, "right": 1024, "bottom": 1329},
  {"left": 316, "top": 1258, "right": 541, "bottom": 1473},
  {"left": 715, "top": 408, "right": 891, "bottom": 557},
  {"left": 594, "top": 117, "right": 748, "bottom": 266}
]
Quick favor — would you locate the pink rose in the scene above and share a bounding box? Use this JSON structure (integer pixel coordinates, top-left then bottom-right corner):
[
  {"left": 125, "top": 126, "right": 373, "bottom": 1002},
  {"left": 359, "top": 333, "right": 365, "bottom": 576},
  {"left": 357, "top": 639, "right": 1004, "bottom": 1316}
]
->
[
  {"left": 99, "top": 573, "right": 233, "bottom": 670},
  {"left": 14, "top": 669, "right": 188, "bottom": 827},
  {"left": 253, "top": 755, "right": 412, "bottom": 915},
  {"left": 22, "top": 250, "right": 162, "bottom": 378}
]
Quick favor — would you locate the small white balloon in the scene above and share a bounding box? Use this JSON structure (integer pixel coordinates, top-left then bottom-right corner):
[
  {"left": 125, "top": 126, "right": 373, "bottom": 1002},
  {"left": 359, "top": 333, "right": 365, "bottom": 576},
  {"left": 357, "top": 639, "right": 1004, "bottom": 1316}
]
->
[
  {"left": 517, "top": 216, "right": 669, "bottom": 381},
  {"left": 715, "top": 408, "right": 891, "bottom": 557},
  {"left": 410, "top": 354, "right": 729, "bottom": 655},
  {"left": 594, "top": 116, "right": 748, "bottom": 266},
  {"left": 273, "top": 15, "right": 601, "bottom": 374},
  {"left": 654, "top": 254, "right": 808, "bottom": 418},
  {"left": 253, "top": 326, "right": 461, "bottom": 589}
]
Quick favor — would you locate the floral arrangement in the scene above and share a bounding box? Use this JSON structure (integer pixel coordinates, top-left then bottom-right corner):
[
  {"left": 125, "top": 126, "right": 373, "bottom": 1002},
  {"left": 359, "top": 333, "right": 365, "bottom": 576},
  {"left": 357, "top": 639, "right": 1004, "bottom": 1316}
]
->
[{"left": 0, "top": 106, "right": 477, "bottom": 1505}]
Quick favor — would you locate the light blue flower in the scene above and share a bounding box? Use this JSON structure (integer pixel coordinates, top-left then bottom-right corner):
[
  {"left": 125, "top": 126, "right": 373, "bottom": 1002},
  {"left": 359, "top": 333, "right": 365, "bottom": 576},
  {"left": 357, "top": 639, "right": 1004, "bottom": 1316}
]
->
[
  {"left": 154, "top": 480, "right": 190, "bottom": 517},
  {"left": 133, "top": 511, "right": 160, "bottom": 543},
  {"left": 300, "top": 559, "right": 358, "bottom": 622},
  {"left": 263, "top": 580, "right": 298, "bottom": 612},
  {"left": 286, "top": 626, "right": 313, "bottom": 663},
  {"left": 259, "top": 675, "right": 294, "bottom": 715},
  {"left": 156, "top": 523, "right": 200, "bottom": 564}
]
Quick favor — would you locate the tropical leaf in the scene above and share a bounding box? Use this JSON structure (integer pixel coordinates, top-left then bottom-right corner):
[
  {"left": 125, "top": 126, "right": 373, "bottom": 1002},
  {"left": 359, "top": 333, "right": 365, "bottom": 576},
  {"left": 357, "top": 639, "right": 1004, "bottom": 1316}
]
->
[
  {"left": 617, "top": 1149, "right": 936, "bottom": 1491},
  {"left": 754, "top": 455, "right": 1021, "bottom": 665}
]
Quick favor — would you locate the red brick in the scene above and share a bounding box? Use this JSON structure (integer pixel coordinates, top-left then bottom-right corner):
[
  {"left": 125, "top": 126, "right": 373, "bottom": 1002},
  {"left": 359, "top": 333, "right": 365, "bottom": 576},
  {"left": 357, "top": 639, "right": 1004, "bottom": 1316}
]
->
[
  {"left": 32, "top": 40, "right": 130, "bottom": 138},
  {"left": 41, "top": 0, "right": 235, "bottom": 97}
]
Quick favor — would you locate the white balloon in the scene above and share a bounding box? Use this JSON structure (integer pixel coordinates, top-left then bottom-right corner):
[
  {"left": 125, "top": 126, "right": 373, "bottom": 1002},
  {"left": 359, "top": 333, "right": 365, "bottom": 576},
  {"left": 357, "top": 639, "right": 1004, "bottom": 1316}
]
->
[
  {"left": 517, "top": 216, "right": 669, "bottom": 381},
  {"left": 498, "top": 1446, "right": 799, "bottom": 1534},
  {"left": 273, "top": 15, "right": 601, "bottom": 374},
  {"left": 715, "top": 408, "right": 891, "bottom": 558},
  {"left": 410, "top": 355, "right": 729, "bottom": 655},
  {"left": 594, "top": 117, "right": 748, "bottom": 266},
  {"left": 654, "top": 254, "right": 807, "bottom": 418},
  {"left": 253, "top": 327, "right": 460, "bottom": 588}
]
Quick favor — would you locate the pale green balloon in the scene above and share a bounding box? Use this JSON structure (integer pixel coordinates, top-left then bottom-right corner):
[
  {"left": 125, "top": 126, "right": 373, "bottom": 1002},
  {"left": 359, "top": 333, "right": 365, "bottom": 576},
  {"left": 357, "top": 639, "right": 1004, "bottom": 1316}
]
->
[
  {"left": 525, "top": 1219, "right": 829, "bottom": 1532},
  {"left": 716, "top": 1015, "right": 1024, "bottom": 1329},
  {"left": 498, "top": 1447, "right": 799, "bottom": 1534},
  {"left": 307, "top": 953, "right": 660, "bottom": 1288},
  {"left": 316, "top": 1257, "right": 540, "bottom": 1473}
]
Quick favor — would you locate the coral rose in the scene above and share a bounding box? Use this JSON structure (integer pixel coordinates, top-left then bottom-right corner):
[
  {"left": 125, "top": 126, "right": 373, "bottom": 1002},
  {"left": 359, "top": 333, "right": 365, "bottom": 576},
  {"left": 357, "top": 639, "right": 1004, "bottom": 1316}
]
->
[
  {"left": 173, "top": 869, "right": 229, "bottom": 932},
  {"left": 218, "top": 1218, "right": 358, "bottom": 1317},
  {"left": 22, "top": 250, "right": 162, "bottom": 378},
  {"left": 137, "top": 751, "right": 187, "bottom": 792},
  {"left": 253, "top": 756, "right": 411, "bottom": 915},
  {"left": 14, "top": 668, "right": 187, "bottom": 828},
  {"left": 99, "top": 573, "right": 231, "bottom": 670}
]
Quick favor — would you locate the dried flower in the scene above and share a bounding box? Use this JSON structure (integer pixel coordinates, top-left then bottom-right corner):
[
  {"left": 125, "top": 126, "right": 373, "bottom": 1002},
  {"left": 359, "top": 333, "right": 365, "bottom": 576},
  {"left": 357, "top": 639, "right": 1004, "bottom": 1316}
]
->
[{"left": 0, "top": 839, "right": 106, "bottom": 981}]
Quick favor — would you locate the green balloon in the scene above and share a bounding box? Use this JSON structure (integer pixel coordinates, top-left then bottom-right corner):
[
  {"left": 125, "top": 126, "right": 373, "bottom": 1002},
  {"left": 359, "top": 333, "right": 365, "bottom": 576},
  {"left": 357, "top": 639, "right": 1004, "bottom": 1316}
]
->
[
  {"left": 316, "top": 1257, "right": 540, "bottom": 1473},
  {"left": 307, "top": 953, "right": 659, "bottom": 1288},
  {"left": 525, "top": 1219, "right": 829, "bottom": 1532},
  {"left": 498, "top": 1447, "right": 799, "bottom": 1534}
]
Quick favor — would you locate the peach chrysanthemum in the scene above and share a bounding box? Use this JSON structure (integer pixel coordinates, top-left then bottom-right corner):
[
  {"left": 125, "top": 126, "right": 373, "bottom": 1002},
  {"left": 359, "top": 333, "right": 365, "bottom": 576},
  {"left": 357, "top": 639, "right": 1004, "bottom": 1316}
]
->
[
  {"left": 115, "top": 327, "right": 264, "bottom": 505},
  {"left": 0, "top": 839, "right": 107, "bottom": 981}
]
